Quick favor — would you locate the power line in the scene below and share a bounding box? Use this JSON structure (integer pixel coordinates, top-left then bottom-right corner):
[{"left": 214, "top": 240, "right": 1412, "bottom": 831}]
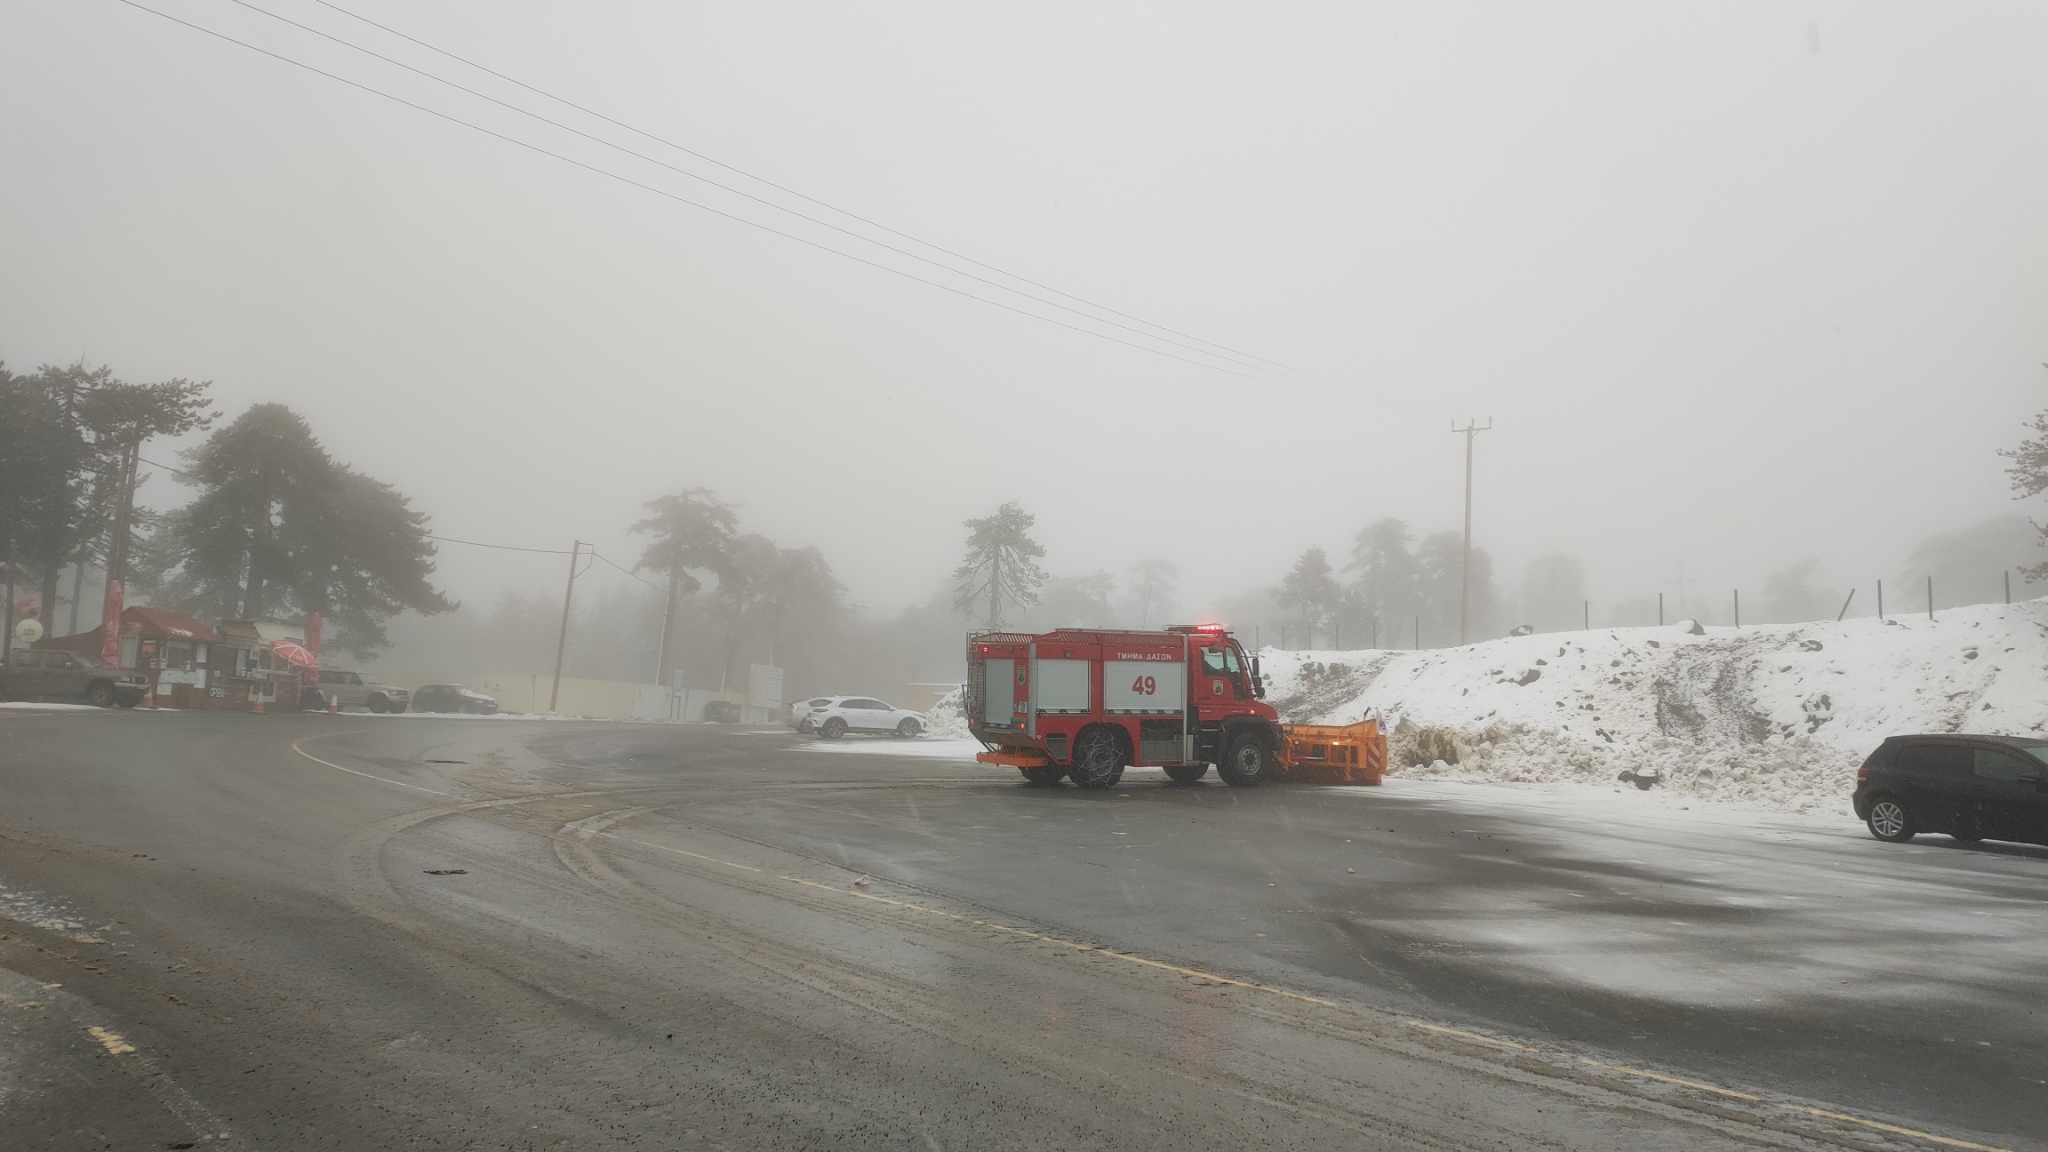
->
[
  {"left": 110, "top": 0, "right": 1247, "bottom": 376},
  {"left": 308, "top": 0, "right": 1284, "bottom": 371},
  {"left": 431, "top": 534, "right": 573, "bottom": 556},
  {"left": 588, "top": 549, "right": 661, "bottom": 593},
  {"left": 223, "top": 0, "right": 1261, "bottom": 373}
]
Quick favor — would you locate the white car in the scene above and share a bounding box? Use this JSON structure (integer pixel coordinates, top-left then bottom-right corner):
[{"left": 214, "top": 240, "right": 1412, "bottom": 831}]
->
[
  {"left": 805, "top": 697, "right": 925, "bottom": 739},
  {"left": 789, "top": 696, "right": 843, "bottom": 731}
]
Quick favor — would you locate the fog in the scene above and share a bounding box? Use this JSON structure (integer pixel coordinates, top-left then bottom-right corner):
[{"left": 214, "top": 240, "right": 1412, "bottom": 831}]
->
[{"left": 4, "top": 2, "right": 2043, "bottom": 690}]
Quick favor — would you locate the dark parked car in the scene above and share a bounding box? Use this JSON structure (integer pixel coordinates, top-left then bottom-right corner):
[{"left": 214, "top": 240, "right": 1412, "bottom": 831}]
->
[
  {"left": 0, "top": 650, "right": 146, "bottom": 708},
  {"left": 409, "top": 684, "right": 499, "bottom": 714},
  {"left": 1853, "top": 734, "right": 2048, "bottom": 846},
  {"left": 702, "top": 699, "right": 742, "bottom": 723}
]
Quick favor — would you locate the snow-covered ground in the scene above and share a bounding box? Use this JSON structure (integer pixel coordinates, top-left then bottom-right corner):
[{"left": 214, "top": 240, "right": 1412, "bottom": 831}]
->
[
  {"left": 1261, "top": 599, "right": 2048, "bottom": 813},
  {"left": 0, "top": 701, "right": 110, "bottom": 712},
  {"left": 804, "top": 736, "right": 984, "bottom": 760}
]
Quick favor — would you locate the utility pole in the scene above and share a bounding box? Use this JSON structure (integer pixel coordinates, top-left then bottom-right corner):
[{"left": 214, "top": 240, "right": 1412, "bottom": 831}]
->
[
  {"left": 654, "top": 568, "right": 678, "bottom": 688},
  {"left": 1453, "top": 418, "right": 1492, "bottom": 645},
  {"left": 549, "top": 540, "right": 584, "bottom": 713},
  {"left": 98, "top": 441, "right": 141, "bottom": 667}
]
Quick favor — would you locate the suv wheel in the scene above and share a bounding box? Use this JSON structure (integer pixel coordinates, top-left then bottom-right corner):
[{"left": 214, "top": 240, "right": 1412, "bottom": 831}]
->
[
  {"left": 820, "top": 717, "right": 848, "bottom": 740},
  {"left": 1866, "top": 796, "right": 1914, "bottom": 843},
  {"left": 88, "top": 681, "right": 116, "bottom": 708},
  {"left": 895, "top": 718, "right": 922, "bottom": 739}
]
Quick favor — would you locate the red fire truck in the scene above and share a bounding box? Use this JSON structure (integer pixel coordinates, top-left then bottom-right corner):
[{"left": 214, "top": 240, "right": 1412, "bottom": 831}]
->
[{"left": 966, "top": 624, "right": 1289, "bottom": 788}]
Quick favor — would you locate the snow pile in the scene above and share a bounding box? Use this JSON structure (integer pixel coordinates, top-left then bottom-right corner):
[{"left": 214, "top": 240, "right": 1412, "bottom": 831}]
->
[
  {"left": 922, "top": 685, "right": 973, "bottom": 739},
  {"left": 1261, "top": 599, "right": 2048, "bottom": 813}
]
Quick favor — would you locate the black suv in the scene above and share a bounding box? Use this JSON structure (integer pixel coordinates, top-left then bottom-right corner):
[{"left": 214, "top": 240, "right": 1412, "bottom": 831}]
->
[{"left": 1853, "top": 734, "right": 2048, "bottom": 846}]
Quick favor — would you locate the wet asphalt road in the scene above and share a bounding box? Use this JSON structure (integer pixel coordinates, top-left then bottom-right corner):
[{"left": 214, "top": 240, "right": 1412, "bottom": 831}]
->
[{"left": 0, "top": 711, "right": 2042, "bottom": 1151}]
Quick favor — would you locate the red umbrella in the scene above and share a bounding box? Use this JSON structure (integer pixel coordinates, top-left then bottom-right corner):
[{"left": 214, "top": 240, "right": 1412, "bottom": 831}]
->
[{"left": 270, "top": 639, "right": 317, "bottom": 669}]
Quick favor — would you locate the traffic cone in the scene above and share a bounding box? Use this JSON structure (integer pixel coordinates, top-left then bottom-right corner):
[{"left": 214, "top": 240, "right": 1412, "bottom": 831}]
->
[{"left": 328, "top": 694, "right": 338, "bottom": 714}]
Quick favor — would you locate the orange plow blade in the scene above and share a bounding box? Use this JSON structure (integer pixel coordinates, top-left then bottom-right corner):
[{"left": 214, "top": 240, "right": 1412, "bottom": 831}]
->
[
  {"left": 1275, "top": 718, "right": 1386, "bottom": 785},
  {"left": 976, "top": 748, "right": 1053, "bottom": 770}
]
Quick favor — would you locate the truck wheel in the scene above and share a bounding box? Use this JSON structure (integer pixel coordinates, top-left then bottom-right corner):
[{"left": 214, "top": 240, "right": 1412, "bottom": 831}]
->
[
  {"left": 1217, "top": 732, "right": 1269, "bottom": 787},
  {"left": 1019, "top": 765, "right": 1064, "bottom": 787},
  {"left": 89, "top": 681, "right": 116, "bottom": 708},
  {"left": 1068, "top": 728, "right": 1123, "bottom": 789},
  {"left": 1164, "top": 764, "right": 1207, "bottom": 784},
  {"left": 367, "top": 695, "right": 387, "bottom": 714},
  {"left": 821, "top": 717, "right": 848, "bottom": 740}
]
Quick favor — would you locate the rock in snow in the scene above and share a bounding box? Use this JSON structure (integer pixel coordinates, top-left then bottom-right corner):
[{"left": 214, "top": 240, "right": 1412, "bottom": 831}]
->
[{"left": 1258, "top": 599, "right": 2048, "bottom": 814}]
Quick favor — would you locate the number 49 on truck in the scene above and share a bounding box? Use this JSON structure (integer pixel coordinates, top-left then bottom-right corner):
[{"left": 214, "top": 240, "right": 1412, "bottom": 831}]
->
[{"left": 965, "top": 624, "right": 1386, "bottom": 789}]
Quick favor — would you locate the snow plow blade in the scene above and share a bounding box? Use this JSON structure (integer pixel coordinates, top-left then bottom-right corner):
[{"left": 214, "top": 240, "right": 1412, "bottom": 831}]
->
[{"left": 1275, "top": 718, "right": 1386, "bottom": 785}]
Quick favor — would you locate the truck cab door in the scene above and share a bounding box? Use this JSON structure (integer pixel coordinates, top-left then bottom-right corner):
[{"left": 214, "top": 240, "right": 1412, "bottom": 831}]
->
[{"left": 1194, "top": 643, "right": 1235, "bottom": 716}]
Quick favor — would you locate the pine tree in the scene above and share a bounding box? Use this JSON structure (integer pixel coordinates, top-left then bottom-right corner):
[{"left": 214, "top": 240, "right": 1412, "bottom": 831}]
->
[
  {"left": 165, "top": 403, "right": 446, "bottom": 656},
  {"left": 1129, "top": 558, "right": 1177, "bottom": 627},
  {"left": 2004, "top": 411, "right": 2048, "bottom": 579},
  {"left": 953, "top": 502, "right": 1047, "bottom": 629},
  {"left": 1278, "top": 547, "right": 1340, "bottom": 644},
  {"left": 633, "top": 488, "right": 739, "bottom": 684}
]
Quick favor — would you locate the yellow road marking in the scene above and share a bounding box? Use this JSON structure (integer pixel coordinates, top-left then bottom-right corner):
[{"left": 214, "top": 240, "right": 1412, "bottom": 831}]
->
[
  {"left": 1800, "top": 1108, "right": 2013, "bottom": 1152},
  {"left": 86, "top": 1026, "right": 136, "bottom": 1055},
  {"left": 1589, "top": 1062, "right": 1761, "bottom": 1102}
]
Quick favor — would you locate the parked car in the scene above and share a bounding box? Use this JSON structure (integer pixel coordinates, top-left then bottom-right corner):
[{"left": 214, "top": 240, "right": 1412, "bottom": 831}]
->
[
  {"left": 702, "top": 699, "right": 743, "bottom": 723},
  {"left": 788, "top": 696, "right": 843, "bottom": 731},
  {"left": 314, "top": 669, "right": 410, "bottom": 713},
  {"left": 1853, "top": 734, "right": 2048, "bottom": 845},
  {"left": 804, "top": 697, "right": 925, "bottom": 739},
  {"left": 0, "top": 650, "right": 146, "bottom": 708},
  {"left": 410, "top": 684, "right": 499, "bottom": 714}
]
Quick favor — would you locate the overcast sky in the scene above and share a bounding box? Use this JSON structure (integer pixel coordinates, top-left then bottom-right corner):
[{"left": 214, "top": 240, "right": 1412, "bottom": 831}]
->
[{"left": 4, "top": 0, "right": 2043, "bottom": 618}]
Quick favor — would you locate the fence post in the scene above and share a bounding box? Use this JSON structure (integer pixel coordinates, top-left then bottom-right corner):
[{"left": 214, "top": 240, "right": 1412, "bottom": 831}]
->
[
  {"left": 1413, "top": 616, "right": 1420, "bottom": 650},
  {"left": 1835, "top": 587, "right": 1855, "bottom": 621},
  {"left": 1658, "top": 592, "right": 1664, "bottom": 626},
  {"left": 1927, "top": 575, "right": 1934, "bottom": 621},
  {"left": 1733, "top": 589, "right": 1740, "bottom": 629},
  {"left": 2006, "top": 570, "right": 2012, "bottom": 605},
  {"left": 1583, "top": 600, "right": 1589, "bottom": 631},
  {"left": 1877, "top": 579, "right": 1884, "bottom": 621}
]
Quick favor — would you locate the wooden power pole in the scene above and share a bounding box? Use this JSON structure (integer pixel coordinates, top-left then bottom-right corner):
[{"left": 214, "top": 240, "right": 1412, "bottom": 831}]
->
[
  {"left": 549, "top": 541, "right": 584, "bottom": 713},
  {"left": 1453, "top": 418, "right": 1492, "bottom": 645}
]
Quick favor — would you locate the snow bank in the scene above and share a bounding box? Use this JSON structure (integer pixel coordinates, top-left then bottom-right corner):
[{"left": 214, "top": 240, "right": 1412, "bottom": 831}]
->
[
  {"left": 922, "top": 686, "right": 972, "bottom": 740},
  {"left": 1261, "top": 599, "right": 2048, "bottom": 813}
]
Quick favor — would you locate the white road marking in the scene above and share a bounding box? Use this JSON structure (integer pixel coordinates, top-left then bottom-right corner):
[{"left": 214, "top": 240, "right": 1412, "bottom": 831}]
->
[
  {"left": 284, "top": 730, "right": 2015, "bottom": 1152},
  {"left": 291, "top": 741, "right": 457, "bottom": 798}
]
